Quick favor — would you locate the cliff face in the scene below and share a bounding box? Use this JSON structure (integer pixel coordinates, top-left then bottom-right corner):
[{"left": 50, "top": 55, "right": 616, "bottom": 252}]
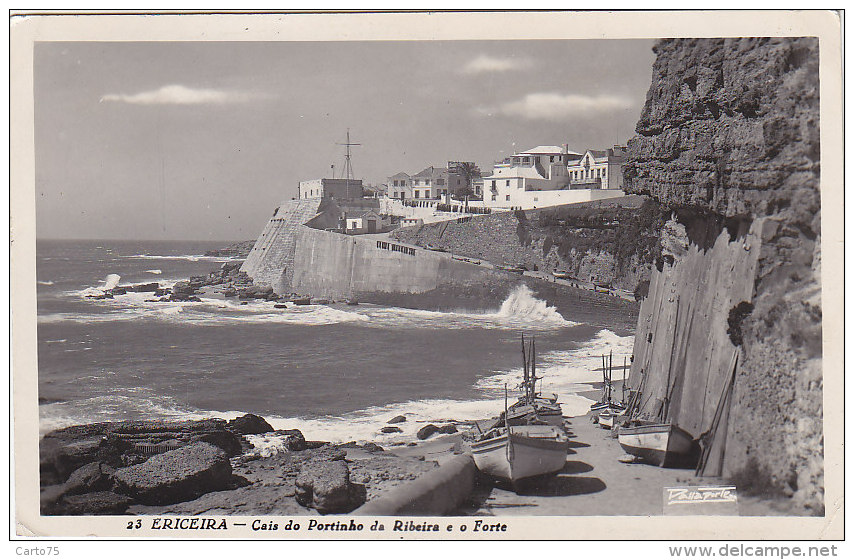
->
[
  {"left": 392, "top": 196, "right": 668, "bottom": 294},
  {"left": 624, "top": 38, "right": 822, "bottom": 512}
]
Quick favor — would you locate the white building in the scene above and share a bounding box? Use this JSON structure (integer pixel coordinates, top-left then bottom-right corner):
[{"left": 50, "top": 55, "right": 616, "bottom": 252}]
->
[{"left": 481, "top": 145, "right": 627, "bottom": 211}]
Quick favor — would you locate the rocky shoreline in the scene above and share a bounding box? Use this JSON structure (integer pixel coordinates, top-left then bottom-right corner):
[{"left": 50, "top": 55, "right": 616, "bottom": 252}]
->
[{"left": 39, "top": 413, "right": 463, "bottom": 516}]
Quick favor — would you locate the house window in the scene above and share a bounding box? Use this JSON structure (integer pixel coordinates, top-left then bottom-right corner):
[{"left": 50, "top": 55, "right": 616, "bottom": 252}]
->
[
  {"left": 491, "top": 180, "right": 496, "bottom": 188},
  {"left": 506, "top": 180, "right": 510, "bottom": 186},
  {"left": 436, "top": 178, "right": 445, "bottom": 186},
  {"left": 414, "top": 191, "right": 420, "bottom": 199},
  {"left": 506, "top": 194, "right": 511, "bottom": 201},
  {"left": 491, "top": 194, "right": 497, "bottom": 201}
]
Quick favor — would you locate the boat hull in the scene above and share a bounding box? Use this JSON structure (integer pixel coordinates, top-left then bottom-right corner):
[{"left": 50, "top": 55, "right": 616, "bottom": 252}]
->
[
  {"left": 471, "top": 426, "right": 568, "bottom": 483},
  {"left": 618, "top": 423, "right": 694, "bottom": 467},
  {"left": 598, "top": 412, "right": 615, "bottom": 429}
]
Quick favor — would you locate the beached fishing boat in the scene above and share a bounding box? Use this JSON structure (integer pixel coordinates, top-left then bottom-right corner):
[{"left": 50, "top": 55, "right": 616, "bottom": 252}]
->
[
  {"left": 510, "top": 336, "right": 564, "bottom": 426},
  {"left": 471, "top": 424, "right": 569, "bottom": 484},
  {"left": 597, "top": 409, "right": 617, "bottom": 429},
  {"left": 617, "top": 422, "right": 693, "bottom": 467}
]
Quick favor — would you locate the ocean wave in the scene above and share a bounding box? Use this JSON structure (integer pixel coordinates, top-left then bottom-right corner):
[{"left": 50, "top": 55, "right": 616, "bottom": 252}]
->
[
  {"left": 124, "top": 254, "right": 241, "bottom": 262},
  {"left": 359, "top": 285, "right": 574, "bottom": 330},
  {"left": 37, "top": 280, "right": 55, "bottom": 286}
]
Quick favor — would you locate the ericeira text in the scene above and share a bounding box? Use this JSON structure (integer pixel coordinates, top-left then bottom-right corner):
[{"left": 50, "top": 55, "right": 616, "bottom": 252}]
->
[{"left": 32, "top": 32, "right": 827, "bottom": 529}]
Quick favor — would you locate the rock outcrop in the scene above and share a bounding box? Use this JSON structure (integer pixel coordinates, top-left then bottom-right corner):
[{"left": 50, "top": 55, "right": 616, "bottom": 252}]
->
[
  {"left": 623, "top": 38, "right": 822, "bottom": 512},
  {"left": 227, "top": 413, "right": 274, "bottom": 435},
  {"left": 294, "top": 459, "right": 366, "bottom": 514},
  {"left": 113, "top": 442, "right": 233, "bottom": 505}
]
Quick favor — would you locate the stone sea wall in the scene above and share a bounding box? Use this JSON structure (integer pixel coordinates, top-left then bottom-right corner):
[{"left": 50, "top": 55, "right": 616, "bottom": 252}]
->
[
  {"left": 391, "top": 195, "right": 669, "bottom": 293},
  {"left": 624, "top": 38, "right": 822, "bottom": 512}
]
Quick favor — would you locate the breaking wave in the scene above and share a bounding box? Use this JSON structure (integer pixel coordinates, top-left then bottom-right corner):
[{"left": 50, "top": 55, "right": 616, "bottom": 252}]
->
[{"left": 39, "top": 328, "right": 632, "bottom": 443}]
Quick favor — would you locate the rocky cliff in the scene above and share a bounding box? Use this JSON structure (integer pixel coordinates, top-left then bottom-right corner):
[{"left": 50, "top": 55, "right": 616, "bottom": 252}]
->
[{"left": 624, "top": 38, "right": 822, "bottom": 512}]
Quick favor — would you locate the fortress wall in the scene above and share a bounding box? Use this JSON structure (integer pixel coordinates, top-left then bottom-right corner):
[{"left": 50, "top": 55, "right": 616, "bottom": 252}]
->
[
  {"left": 391, "top": 195, "right": 664, "bottom": 293},
  {"left": 240, "top": 198, "right": 322, "bottom": 293},
  {"left": 290, "top": 226, "right": 508, "bottom": 300}
]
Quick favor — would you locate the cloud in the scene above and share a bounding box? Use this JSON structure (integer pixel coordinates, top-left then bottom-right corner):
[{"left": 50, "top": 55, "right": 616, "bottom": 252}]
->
[
  {"left": 479, "top": 92, "right": 634, "bottom": 120},
  {"left": 461, "top": 54, "right": 531, "bottom": 74},
  {"left": 100, "top": 84, "right": 266, "bottom": 105}
]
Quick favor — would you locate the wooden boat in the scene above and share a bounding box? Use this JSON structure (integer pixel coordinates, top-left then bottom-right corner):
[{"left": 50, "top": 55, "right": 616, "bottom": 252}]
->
[
  {"left": 617, "top": 422, "right": 693, "bottom": 467},
  {"left": 512, "top": 336, "right": 564, "bottom": 426},
  {"left": 551, "top": 270, "right": 574, "bottom": 279},
  {"left": 471, "top": 424, "right": 569, "bottom": 484}
]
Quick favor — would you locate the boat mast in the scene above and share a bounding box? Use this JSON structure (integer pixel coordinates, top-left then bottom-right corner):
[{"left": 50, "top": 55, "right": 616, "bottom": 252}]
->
[{"left": 521, "top": 334, "right": 529, "bottom": 403}]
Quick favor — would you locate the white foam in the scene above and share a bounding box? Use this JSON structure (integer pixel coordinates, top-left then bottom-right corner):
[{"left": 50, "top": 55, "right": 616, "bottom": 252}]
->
[
  {"left": 359, "top": 286, "right": 574, "bottom": 331},
  {"left": 125, "top": 254, "right": 241, "bottom": 262},
  {"left": 103, "top": 274, "right": 121, "bottom": 290},
  {"left": 145, "top": 269, "right": 162, "bottom": 274},
  {"left": 37, "top": 280, "right": 55, "bottom": 286}
]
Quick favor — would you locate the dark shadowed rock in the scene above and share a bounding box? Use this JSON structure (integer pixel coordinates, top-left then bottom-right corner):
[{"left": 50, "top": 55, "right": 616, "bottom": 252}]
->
[
  {"left": 294, "top": 459, "right": 365, "bottom": 514},
  {"left": 387, "top": 415, "right": 407, "bottom": 424},
  {"left": 113, "top": 442, "right": 232, "bottom": 505},
  {"left": 416, "top": 424, "right": 440, "bottom": 440},
  {"left": 226, "top": 413, "right": 274, "bottom": 435},
  {"left": 270, "top": 429, "right": 307, "bottom": 451},
  {"left": 192, "top": 431, "right": 243, "bottom": 456},
  {"left": 380, "top": 426, "right": 402, "bottom": 434},
  {"left": 54, "top": 492, "right": 133, "bottom": 515},
  {"left": 438, "top": 424, "right": 458, "bottom": 434},
  {"left": 64, "top": 462, "right": 116, "bottom": 495},
  {"left": 129, "top": 282, "right": 160, "bottom": 292}
]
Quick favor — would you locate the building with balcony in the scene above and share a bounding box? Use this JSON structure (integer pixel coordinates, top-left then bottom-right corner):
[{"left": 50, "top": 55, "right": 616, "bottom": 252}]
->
[
  {"left": 566, "top": 146, "right": 627, "bottom": 190},
  {"left": 481, "top": 144, "right": 627, "bottom": 210},
  {"left": 386, "top": 166, "right": 466, "bottom": 200}
]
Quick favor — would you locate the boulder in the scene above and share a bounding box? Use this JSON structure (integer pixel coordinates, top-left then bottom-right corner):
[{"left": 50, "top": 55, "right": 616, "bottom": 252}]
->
[
  {"left": 129, "top": 282, "right": 159, "bottom": 292},
  {"left": 226, "top": 413, "right": 274, "bottom": 435},
  {"left": 387, "top": 415, "right": 407, "bottom": 424},
  {"left": 362, "top": 443, "right": 384, "bottom": 453},
  {"left": 380, "top": 426, "right": 402, "bottom": 434},
  {"left": 110, "top": 287, "right": 127, "bottom": 295},
  {"left": 39, "top": 435, "right": 128, "bottom": 486},
  {"left": 438, "top": 424, "right": 458, "bottom": 434},
  {"left": 221, "top": 261, "right": 241, "bottom": 274},
  {"left": 63, "top": 462, "right": 116, "bottom": 495},
  {"left": 270, "top": 429, "right": 307, "bottom": 451},
  {"left": 294, "top": 459, "right": 365, "bottom": 514},
  {"left": 191, "top": 431, "right": 243, "bottom": 457},
  {"left": 416, "top": 424, "right": 440, "bottom": 440},
  {"left": 112, "top": 442, "right": 232, "bottom": 505},
  {"left": 153, "top": 288, "right": 170, "bottom": 297}
]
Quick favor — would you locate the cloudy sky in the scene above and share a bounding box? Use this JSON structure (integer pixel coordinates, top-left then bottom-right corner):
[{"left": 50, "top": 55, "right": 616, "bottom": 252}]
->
[{"left": 34, "top": 39, "right": 656, "bottom": 240}]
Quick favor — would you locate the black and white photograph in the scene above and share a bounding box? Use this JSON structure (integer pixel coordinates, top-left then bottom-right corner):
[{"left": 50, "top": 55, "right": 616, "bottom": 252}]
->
[{"left": 10, "top": 10, "right": 843, "bottom": 541}]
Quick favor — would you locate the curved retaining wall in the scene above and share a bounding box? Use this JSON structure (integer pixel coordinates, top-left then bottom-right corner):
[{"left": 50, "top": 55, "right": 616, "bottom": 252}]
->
[{"left": 353, "top": 454, "right": 476, "bottom": 516}]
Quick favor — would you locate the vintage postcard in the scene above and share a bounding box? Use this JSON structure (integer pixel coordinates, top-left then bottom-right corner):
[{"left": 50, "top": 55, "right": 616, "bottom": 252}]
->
[{"left": 9, "top": 10, "right": 844, "bottom": 542}]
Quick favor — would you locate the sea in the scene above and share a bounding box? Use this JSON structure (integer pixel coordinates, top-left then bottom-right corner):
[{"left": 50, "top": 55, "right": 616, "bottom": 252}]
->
[{"left": 36, "top": 239, "right": 636, "bottom": 448}]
